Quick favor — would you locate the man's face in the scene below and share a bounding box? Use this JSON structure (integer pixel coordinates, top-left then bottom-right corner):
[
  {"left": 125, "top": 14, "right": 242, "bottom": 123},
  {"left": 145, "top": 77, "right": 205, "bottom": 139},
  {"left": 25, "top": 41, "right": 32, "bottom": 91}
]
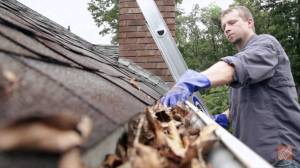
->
[{"left": 221, "top": 10, "right": 253, "bottom": 45}]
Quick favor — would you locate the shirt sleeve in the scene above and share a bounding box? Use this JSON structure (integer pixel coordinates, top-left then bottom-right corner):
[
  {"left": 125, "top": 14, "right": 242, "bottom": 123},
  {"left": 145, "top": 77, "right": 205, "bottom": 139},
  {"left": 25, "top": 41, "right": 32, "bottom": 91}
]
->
[{"left": 221, "top": 36, "right": 278, "bottom": 88}]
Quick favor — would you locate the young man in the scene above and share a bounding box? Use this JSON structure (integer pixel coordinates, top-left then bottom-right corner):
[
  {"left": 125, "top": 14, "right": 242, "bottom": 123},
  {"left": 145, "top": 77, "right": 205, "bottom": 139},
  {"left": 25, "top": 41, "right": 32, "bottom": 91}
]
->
[{"left": 161, "top": 6, "right": 300, "bottom": 167}]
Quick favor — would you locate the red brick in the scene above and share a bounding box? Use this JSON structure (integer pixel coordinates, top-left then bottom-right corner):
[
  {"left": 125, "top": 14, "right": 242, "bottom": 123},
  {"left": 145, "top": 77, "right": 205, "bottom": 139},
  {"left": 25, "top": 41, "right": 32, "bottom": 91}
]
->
[
  {"left": 126, "top": 20, "right": 145, "bottom": 26},
  {"left": 124, "top": 56, "right": 164, "bottom": 63},
  {"left": 136, "top": 38, "right": 155, "bottom": 44},
  {"left": 126, "top": 32, "right": 151, "bottom": 38},
  {"left": 167, "top": 24, "right": 176, "bottom": 31},
  {"left": 136, "top": 26, "right": 148, "bottom": 32},
  {"left": 165, "top": 18, "right": 175, "bottom": 24},
  {"left": 119, "top": 38, "right": 137, "bottom": 44},
  {"left": 120, "top": 8, "right": 140, "bottom": 14},
  {"left": 148, "top": 68, "right": 172, "bottom": 76},
  {"left": 162, "top": 12, "right": 176, "bottom": 18},
  {"left": 119, "top": 20, "right": 126, "bottom": 26},
  {"left": 155, "top": 0, "right": 175, "bottom": 6},
  {"left": 119, "top": 2, "right": 138, "bottom": 8},
  {"left": 119, "top": 32, "right": 127, "bottom": 38},
  {"left": 120, "top": 50, "right": 137, "bottom": 57},
  {"left": 137, "top": 50, "right": 160, "bottom": 56},
  {"left": 119, "top": 44, "right": 142, "bottom": 51},
  {"left": 119, "top": 44, "right": 158, "bottom": 51},
  {"left": 171, "top": 31, "right": 175, "bottom": 37},
  {"left": 160, "top": 75, "right": 174, "bottom": 82},
  {"left": 119, "top": 26, "right": 137, "bottom": 32},
  {"left": 137, "top": 62, "right": 168, "bottom": 69},
  {"left": 120, "top": 0, "right": 135, "bottom": 2},
  {"left": 119, "top": 14, "right": 144, "bottom": 21},
  {"left": 159, "top": 6, "right": 175, "bottom": 12}
]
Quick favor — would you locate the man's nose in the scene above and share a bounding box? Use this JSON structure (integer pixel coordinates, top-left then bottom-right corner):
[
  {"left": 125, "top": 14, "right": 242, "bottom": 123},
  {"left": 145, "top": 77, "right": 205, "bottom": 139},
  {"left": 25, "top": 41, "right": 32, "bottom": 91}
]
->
[{"left": 225, "top": 28, "right": 231, "bottom": 35}]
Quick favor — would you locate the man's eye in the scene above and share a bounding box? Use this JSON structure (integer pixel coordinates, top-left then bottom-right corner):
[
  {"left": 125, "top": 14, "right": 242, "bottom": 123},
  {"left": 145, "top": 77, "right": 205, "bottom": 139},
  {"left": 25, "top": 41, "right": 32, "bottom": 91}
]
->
[{"left": 229, "top": 20, "right": 237, "bottom": 25}]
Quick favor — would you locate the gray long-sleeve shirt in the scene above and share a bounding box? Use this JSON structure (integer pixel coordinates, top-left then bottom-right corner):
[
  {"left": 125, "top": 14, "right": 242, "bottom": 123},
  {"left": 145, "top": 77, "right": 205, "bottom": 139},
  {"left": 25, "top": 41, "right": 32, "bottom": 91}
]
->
[{"left": 221, "top": 34, "right": 300, "bottom": 164}]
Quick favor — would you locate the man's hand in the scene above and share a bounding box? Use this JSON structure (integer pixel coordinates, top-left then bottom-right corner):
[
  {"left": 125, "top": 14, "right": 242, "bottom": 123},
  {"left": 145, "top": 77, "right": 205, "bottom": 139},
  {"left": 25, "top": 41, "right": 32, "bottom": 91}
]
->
[
  {"left": 214, "top": 113, "right": 229, "bottom": 129},
  {"left": 161, "top": 69, "right": 211, "bottom": 107}
]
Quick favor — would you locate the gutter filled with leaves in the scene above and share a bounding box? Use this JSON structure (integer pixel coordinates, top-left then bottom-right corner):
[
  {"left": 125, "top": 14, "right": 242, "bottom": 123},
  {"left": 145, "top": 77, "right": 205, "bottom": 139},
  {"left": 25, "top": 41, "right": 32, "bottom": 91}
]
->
[{"left": 99, "top": 102, "right": 273, "bottom": 168}]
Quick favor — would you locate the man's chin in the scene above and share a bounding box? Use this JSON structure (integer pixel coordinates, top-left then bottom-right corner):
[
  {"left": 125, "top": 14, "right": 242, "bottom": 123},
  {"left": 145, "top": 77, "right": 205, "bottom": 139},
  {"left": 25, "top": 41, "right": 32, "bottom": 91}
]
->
[{"left": 232, "top": 38, "right": 241, "bottom": 45}]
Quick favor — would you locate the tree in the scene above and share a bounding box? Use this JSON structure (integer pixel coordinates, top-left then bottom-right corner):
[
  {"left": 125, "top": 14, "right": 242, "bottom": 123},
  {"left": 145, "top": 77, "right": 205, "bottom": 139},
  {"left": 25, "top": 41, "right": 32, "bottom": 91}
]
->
[
  {"left": 88, "top": 0, "right": 183, "bottom": 44},
  {"left": 88, "top": 0, "right": 119, "bottom": 44}
]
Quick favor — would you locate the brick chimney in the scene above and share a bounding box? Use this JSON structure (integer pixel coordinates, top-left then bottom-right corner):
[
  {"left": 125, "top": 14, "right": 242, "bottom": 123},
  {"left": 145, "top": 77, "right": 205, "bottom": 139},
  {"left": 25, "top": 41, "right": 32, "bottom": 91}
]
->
[{"left": 119, "top": 0, "right": 175, "bottom": 82}]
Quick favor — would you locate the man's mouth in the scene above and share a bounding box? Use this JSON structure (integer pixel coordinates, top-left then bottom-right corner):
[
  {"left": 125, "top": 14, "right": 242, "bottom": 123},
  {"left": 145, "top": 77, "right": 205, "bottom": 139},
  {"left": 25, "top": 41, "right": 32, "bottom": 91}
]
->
[{"left": 228, "top": 34, "right": 234, "bottom": 39}]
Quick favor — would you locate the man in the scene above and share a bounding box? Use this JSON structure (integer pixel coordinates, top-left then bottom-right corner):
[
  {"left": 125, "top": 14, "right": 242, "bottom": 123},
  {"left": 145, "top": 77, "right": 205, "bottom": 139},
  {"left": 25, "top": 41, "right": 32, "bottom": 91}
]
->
[{"left": 161, "top": 6, "right": 300, "bottom": 167}]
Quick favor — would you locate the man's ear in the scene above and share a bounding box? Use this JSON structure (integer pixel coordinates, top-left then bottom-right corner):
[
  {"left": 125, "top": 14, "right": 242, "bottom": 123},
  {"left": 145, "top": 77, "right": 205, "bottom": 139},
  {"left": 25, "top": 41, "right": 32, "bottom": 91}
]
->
[{"left": 247, "top": 18, "right": 254, "bottom": 29}]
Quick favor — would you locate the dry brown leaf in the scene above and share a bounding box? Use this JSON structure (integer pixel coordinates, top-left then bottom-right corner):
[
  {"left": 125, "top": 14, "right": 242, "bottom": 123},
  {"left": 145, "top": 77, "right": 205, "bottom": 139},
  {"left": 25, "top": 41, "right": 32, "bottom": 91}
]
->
[
  {"left": 0, "top": 113, "right": 93, "bottom": 153},
  {"left": 155, "top": 111, "right": 171, "bottom": 122},
  {"left": 193, "top": 125, "right": 218, "bottom": 156},
  {"left": 145, "top": 109, "right": 165, "bottom": 147},
  {"left": 103, "top": 105, "right": 220, "bottom": 168},
  {"left": 116, "top": 143, "right": 127, "bottom": 161},
  {"left": 133, "top": 116, "right": 145, "bottom": 146},
  {"left": 8, "top": 112, "right": 87, "bottom": 131},
  {"left": 191, "top": 158, "right": 206, "bottom": 168},
  {"left": 197, "top": 149, "right": 208, "bottom": 168},
  {"left": 3, "top": 70, "right": 17, "bottom": 84},
  {"left": 193, "top": 125, "right": 218, "bottom": 147},
  {"left": 0, "top": 69, "right": 18, "bottom": 97},
  {"left": 132, "top": 115, "right": 166, "bottom": 168},
  {"left": 0, "top": 122, "right": 82, "bottom": 152},
  {"left": 171, "top": 106, "right": 189, "bottom": 118},
  {"left": 152, "top": 100, "right": 168, "bottom": 112},
  {"left": 59, "top": 148, "right": 85, "bottom": 168},
  {"left": 172, "top": 114, "right": 183, "bottom": 122},
  {"left": 102, "top": 154, "right": 122, "bottom": 168},
  {"left": 181, "top": 134, "right": 190, "bottom": 149},
  {"left": 115, "top": 132, "right": 129, "bottom": 161},
  {"left": 77, "top": 115, "right": 93, "bottom": 139},
  {"left": 129, "top": 78, "right": 140, "bottom": 90},
  {"left": 179, "top": 146, "right": 198, "bottom": 168},
  {"left": 165, "top": 120, "right": 186, "bottom": 158},
  {"left": 188, "top": 128, "right": 200, "bottom": 136},
  {"left": 117, "top": 162, "right": 132, "bottom": 168},
  {"left": 132, "top": 143, "right": 165, "bottom": 168}
]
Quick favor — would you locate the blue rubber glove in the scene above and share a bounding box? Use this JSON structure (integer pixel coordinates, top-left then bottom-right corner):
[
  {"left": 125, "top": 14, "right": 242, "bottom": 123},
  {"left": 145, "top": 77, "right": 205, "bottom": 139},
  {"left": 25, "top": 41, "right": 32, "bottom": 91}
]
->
[
  {"left": 214, "top": 114, "right": 229, "bottom": 129},
  {"left": 161, "top": 69, "right": 211, "bottom": 107}
]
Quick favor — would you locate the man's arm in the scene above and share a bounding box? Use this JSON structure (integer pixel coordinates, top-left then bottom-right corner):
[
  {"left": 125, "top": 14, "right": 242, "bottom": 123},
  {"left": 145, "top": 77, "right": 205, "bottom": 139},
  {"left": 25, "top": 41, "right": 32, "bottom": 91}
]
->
[
  {"left": 202, "top": 61, "right": 235, "bottom": 87},
  {"left": 161, "top": 61, "right": 234, "bottom": 107}
]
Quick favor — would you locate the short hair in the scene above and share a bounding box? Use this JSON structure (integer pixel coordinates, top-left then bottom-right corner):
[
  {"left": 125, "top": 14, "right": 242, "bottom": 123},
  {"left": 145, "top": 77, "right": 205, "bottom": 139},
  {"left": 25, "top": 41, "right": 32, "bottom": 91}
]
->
[
  {"left": 221, "top": 6, "right": 254, "bottom": 21},
  {"left": 220, "top": 6, "right": 255, "bottom": 31}
]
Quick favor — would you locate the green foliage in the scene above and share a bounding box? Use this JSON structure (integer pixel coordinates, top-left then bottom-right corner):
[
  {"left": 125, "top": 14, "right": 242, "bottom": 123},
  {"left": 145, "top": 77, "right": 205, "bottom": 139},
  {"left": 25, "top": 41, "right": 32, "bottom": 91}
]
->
[
  {"left": 201, "top": 86, "right": 229, "bottom": 115},
  {"left": 88, "top": 0, "right": 119, "bottom": 44}
]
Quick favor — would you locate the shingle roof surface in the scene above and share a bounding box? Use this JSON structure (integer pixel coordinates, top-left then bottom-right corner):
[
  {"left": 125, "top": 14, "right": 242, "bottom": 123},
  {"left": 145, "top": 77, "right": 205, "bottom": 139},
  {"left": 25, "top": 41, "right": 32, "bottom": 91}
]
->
[{"left": 0, "top": 0, "right": 168, "bottom": 150}]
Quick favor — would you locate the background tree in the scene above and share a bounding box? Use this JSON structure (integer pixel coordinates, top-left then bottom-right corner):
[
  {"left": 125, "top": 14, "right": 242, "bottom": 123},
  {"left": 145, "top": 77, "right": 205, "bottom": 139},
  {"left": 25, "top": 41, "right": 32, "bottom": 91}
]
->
[{"left": 88, "top": 0, "right": 119, "bottom": 44}]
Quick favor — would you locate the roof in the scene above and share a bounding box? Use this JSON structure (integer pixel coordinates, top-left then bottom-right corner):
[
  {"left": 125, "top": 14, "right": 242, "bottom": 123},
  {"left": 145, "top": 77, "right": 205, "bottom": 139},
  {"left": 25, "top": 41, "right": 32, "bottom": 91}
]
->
[{"left": 0, "top": 0, "right": 169, "bottom": 151}]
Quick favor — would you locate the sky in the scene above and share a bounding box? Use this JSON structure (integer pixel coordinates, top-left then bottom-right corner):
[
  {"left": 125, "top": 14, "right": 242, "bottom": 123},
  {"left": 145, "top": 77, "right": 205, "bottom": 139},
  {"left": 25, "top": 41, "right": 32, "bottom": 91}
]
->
[{"left": 17, "top": 0, "right": 233, "bottom": 45}]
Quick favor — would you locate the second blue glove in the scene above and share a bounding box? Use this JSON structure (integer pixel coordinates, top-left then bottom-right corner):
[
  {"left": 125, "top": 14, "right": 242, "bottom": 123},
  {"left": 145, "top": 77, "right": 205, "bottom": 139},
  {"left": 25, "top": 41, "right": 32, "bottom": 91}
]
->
[{"left": 214, "top": 113, "right": 229, "bottom": 129}]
